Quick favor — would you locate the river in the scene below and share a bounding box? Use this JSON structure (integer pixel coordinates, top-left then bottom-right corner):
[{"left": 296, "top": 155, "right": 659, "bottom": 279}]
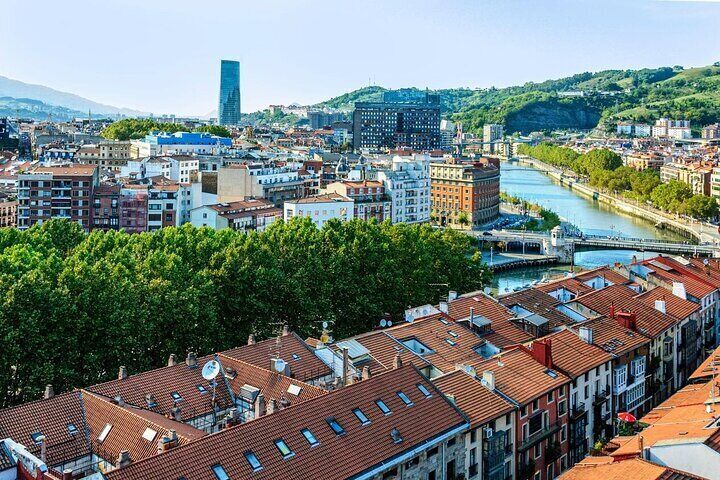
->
[{"left": 491, "top": 159, "right": 686, "bottom": 293}]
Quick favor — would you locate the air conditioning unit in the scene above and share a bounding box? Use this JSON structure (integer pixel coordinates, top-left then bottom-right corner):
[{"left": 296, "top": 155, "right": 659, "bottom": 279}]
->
[{"left": 484, "top": 427, "right": 494, "bottom": 439}]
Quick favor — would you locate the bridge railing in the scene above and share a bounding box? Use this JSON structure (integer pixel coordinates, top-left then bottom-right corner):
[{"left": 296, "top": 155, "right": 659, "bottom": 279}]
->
[{"left": 580, "top": 234, "right": 700, "bottom": 245}]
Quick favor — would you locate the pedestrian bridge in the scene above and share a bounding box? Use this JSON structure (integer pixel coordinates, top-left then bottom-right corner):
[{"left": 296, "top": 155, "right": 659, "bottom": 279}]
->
[{"left": 472, "top": 229, "right": 718, "bottom": 260}]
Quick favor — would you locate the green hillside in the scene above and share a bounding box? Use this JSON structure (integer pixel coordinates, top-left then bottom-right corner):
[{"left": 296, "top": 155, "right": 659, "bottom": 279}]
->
[{"left": 308, "top": 63, "right": 720, "bottom": 134}]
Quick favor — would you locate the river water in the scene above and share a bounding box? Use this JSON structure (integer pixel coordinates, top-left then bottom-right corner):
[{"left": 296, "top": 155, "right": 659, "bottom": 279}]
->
[{"left": 491, "top": 160, "right": 686, "bottom": 293}]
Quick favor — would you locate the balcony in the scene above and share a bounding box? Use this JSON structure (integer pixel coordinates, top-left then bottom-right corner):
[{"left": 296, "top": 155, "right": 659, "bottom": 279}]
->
[
  {"left": 570, "top": 403, "right": 587, "bottom": 421},
  {"left": 594, "top": 387, "right": 611, "bottom": 406},
  {"left": 518, "top": 460, "right": 536, "bottom": 480},
  {"left": 519, "top": 421, "right": 561, "bottom": 452}
]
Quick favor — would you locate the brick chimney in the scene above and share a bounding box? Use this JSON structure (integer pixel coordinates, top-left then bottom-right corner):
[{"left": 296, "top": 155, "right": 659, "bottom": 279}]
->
[
  {"left": 609, "top": 302, "right": 615, "bottom": 320},
  {"left": 254, "top": 393, "right": 266, "bottom": 418},
  {"left": 118, "top": 366, "right": 128, "bottom": 380},
  {"left": 185, "top": 352, "right": 197, "bottom": 368},
  {"left": 44, "top": 384, "right": 54, "bottom": 400},
  {"left": 394, "top": 352, "right": 403, "bottom": 369},
  {"left": 117, "top": 450, "right": 132, "bottom": 468},
  {"left": 157, "top": 430, "right": 179, "bottom": 454},
  {"left": 282, "top": 324, "right": 290, "bottom": 336},
  {"left": 267, "top": 398, "right": 278, "bottom": 415},
  {"left": 362, "top": 365, "right": 371, "bottom": 380},
  {"left": 530, "top": 339, "right": 553, "bottom": 369},
  {"left": 171, "top": 406, "right": 182, "bottom": 421},
  {"left": 616, "top": 311, "right": 637, "bottom": 332},
  {"left": 247, "top": 334, "right": 256, "bottom": 345},
  {"left": 62, "top": 469, "right": 73, "bottom": 480},
  {"left": 167, "top": 354, "right": 177, "bottom": 367}
]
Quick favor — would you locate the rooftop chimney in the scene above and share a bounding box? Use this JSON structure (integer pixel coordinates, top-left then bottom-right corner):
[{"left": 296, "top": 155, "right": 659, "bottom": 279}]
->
[
  {"left": 616, "top": 311, "right": 638, "bottom": 332},
  {"left": 118, "top": 366, "right": 128, "bottom": 380},
  {"left": 448, "top": 291, "right": 458, "bottom": 301},
  {"left": 114, "top": 395, "right": 125, "bottom": 407},
  {"left": 171, "top": 406, "right": 182, "bottom": 422},
  {"left": 157, "top": 430, "right": 179, "bottom": 454},
  {"left": 579, "top": 326, "right": 594, "bottom": 345},
  {"left": 44, "top": 384, "right": 54, "bottom": 400},
  {"left": 254, "top": 393, "right": 266, "bottom": 418},
  {"left": 394, "top": 352, "right": 403, "bottom": 369},
  {"left": 282, "top": 324, "right": 290, "bottom": 336},
  {"left": 481, "top": 371, "right": 495, "bottom": 391},
  {"left": 267, "top": 398, "right": 278, "bottom": 415},
  {"left": 186, "top": 352, "right": 197, "bottom": 368},
  {"left": 439, "top": 301, "right": 449, "bottom": 314},
  {"left": 248, "top": 334, "right": 256, "bottom": 345},
  {"left": 609, "top": 302, "right": 615, "bottom": 320},
  {"left": 279, "top": 396, "right": 290, "bottom": 409},
  {"left": 470, "top": 307, "right": 475, "bottom": 323},
  {"left": 167, "top": 354, "right": 177, "bottom": 367},
  {"left": 342, "top": 347, "right": 349, "bottom": 386},
  {"left": 117, "top": 450, "right": 132, "bottom": 468},
  {"left": 445, "top": 393, "right": 456, "bottom": 405},
  {"left": 672, "top": 282, "right": 687, "bottom": 300},
  {"left": 362, "top": 365, "right": 371, "bottom": 380},
  {"left": 39, "top": 435, "right": 47, "bottom": 463},
  {"left": 62, "top": 469, "right": 73, "bottom": 480},
  {"left": 654, "top": 299, "right": 666, "bottom": 314},
  {"left": 530, "top": 339, "right": 553, "bottom": 369}
]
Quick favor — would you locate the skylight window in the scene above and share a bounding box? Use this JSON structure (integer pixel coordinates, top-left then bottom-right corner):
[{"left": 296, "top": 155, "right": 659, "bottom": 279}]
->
[
  {"left": 416, "top": 383, "right": 432, "bottom": 398},
  {"left": 439, "top": 317, "right": 450, "bottom": 325},
  {"left": 301, "top": 428, "right": 320, "bottom": 447},
  {"left": 212, "top": 463, "right": 231, "bottom": 479},
  {"left": 291, "top": 353, "right": 301, "bottom": 361},
  {"left": 545, "top": 369, "right": 558, "bottom": 379},
  {"left": 30, "top": 431, "right": 44, "bottom": 445},
  {"left": 197, "top": 384, "right": 208, "bottom": 394},
  {"left": 142, "top": 427, "right": 157, "bottom": 442},
  {"left": 376, "top": 399, "right": 392, "bottom": 415},
  {"left": 67, "top": 423, "right": 78, "bottom": 436},
  {"left": 243, "top": 451, "right": 262, "bottom": 472},
  {"left": 445, "top": 338, "right": 457, "bottom": 346},
  {"left": 287, "top": 384, "right": 303, "bottom": 396},
  {"left": 170, "top": 391, "right": 182, "bottom": 402},
  {"left": 98, "top": 423, "right": 113, "bottom": 443},
  {"left": 448, "top": 330, "right": 459, "bottom": 338},
  {"left": 274, "top": 439, "right": 295, "bottom": 459},
  {"left": 326, "top": 417, "right": 346, "bottom": 435},
  {"left": 397, "top": 391, "right": 414, "bottom": 406},
  {"left": 353, "top": 408, "right": 371, "bottom": 425}
]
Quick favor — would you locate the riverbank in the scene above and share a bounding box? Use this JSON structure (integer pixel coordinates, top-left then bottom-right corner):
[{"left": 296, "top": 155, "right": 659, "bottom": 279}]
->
[{"left": 514, "top": 155, "right": 718, "bottom": 243}]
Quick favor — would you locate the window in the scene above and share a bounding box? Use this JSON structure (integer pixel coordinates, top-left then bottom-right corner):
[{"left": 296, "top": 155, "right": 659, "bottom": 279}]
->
[
  {"left": 142, "top": 427, "right": 157, "bottom": 442},
  {"left": 243, "top": 451, "right": 262, "bottom": 472},
  {"left": 327, "top": 417, "right": 346, "bottom": 435},
  {"left": 532, "top": 399, "right": 539, "bottom": 411},
  {"left": 98, "top": 423, "right": 113, "bottom": 443},
  {"left": 170, "top": 391, "right": 182, "bottom": 402},
  {"left": 291, "top": 353, "right": 301, "bottom": 361},
  {"left": 534, "top": 443, "right": 541, "bottom": 459},
  {"left": 67, "top": 424, "right": 78, "bottom": 436},
  {"left": 301, "top": 428, "right": 319, "bottom": 447},
  {"left": 428, "top": 446, "right": 439, "bottom": 458},
  {"left": 376, "top": 399, "right": 391, "bottom": 415},
  {"left": 30, "top": 432, "right": 44, "bottom": 445},
  {"left": 417, "top": 383, "right": 432, "bottom": 398},
  {"left": 197, "top": 384, "right": 208, "bottom": 394},
  {"left": 521, "top": 405, "right": 528, "bottom": 418},
  {"left": 547, "top": 390, "right": 554, "bottom": 403},
  {"left": 397, "top": 391, "right": 414, "bottom": 406},
  {"left": 561, "top": 424, "right": 567, "bottom": 442},
  {"left": 353, "top": 408, "right": 371, "bottom": 425},
  {"left": 274, "top": 439, "right": 294, "bottom": 459},
  {"left": 558, "top": 400, "right": 567, "bottom": 416}
]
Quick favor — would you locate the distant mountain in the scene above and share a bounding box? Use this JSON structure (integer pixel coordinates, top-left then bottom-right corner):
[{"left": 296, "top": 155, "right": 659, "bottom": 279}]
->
[
  {"left": 0, "top": 75, "right": 149, "bottom": 118},
  {"left": 0, "top": 97, "right": 88, "bottom": 122}
]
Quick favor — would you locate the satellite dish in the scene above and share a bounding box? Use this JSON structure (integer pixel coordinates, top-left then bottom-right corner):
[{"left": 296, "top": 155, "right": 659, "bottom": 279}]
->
[
  {"left": 201, "top": 360, "right": 221, "bottom": 380},
  {"left": 704, "top": 258, "right": 710, "bottom": 265},
  {"left": 387, "top": 321, "right": 393, "bottom": 327},
  {"left": 322, "top": 321, "right": 328, "bottom": 329},
  {"left": 380, "top": 319, "right": 387, "bottom": 328}
]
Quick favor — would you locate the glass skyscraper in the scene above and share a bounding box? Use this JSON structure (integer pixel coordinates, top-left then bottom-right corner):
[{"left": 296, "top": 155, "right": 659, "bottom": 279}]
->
[{"left": 218, "top": 60, "right": 241, "bottom": 125}]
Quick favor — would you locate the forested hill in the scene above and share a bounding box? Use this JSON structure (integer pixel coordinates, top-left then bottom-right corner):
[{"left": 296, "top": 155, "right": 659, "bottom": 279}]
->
[{"left": 310, "top": 64, "right": 720, "bottom": 134}]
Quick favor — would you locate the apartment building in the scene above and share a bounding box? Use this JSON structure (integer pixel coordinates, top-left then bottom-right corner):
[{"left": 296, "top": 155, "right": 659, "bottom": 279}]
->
[
  {"left": 0, "top": 191, "right": 17, "bottom": 227},
  {"left": 701, "top": 123, "right": 720, "bottom": 140},
  {"left": 430, "top": 156, "right": 500, "bottom": 229},
  {"left": 377, "top": 154, "right": 431, "bottom": 224},
  {"left": 121, "top": 155, "right": 199, "bottom": 184},
  {"left": 284, "top": 193, "right": 354, "bottom": 228},
  {"left": 16, "top": 165, "right": 99, "bottom": 231},
  {"left": 216, "top": 164, "right": 304, "bottom": 206},
  {"left": 76, "top": 141, "right": 131, "bottom": 170},
  {"left": 623, "top": 153, "right": 667, "bottom": 171},
  {"left": 119, "top": 185, "right": 148, "bottom": 233},
  {"left": 659, "top": 162, "right": 711, "bottom": 195},
  {"left": 324, "top": 180, "right": 392, "bottom": 222},
  {"left": 190, "top": 198, "right": 282, "bottom": 232},
  {"left": 91, "top": 184, "right": 120, "bottom": 230},
  {"left": 130, "top": 132, "right": 231, "bottom": 158}
]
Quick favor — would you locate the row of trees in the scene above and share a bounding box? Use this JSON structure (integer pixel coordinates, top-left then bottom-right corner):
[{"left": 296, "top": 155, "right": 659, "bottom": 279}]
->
[
  {"left": 0, "top": 219, "right": 489, "bottom": 408},
  {"left": 100, "top": 119, "right": 231, "bottom": 141},
  {"left": 518, "top": 143, "right": 719, "bottom": 220}
]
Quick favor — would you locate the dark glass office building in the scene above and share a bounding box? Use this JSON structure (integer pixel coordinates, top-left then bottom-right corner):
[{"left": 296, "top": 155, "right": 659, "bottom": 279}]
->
[
  {"left": 352, "top": 91, "right": 441, "bottom": 151},
  {"left": 218, "top": 60, "right": 241, "bottom": 126}
]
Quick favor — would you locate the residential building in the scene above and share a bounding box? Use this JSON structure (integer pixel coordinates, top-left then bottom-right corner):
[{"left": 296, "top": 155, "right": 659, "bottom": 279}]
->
[
  {"left": 483, "top": 124, "right": 504, "bottom": 154},
  {"left": 284, "top": 193, "right": 353, "bottom": 228},
  {"left": 430, "top": 156, "right": 500, "bottom": 229},
  {"left": 440, "top": 119, "right": 457, "bottom": 149},
  {"left": 218, "top": 59, "right": 241, "bottom": 126},
  {"left": 16, "top": 165, "right": 99, "bottom": 231},
  {"left": 659, "top": 162, "right": 712, "bottom": 195},
  {"left": 377, "top": 154, "right": 431, "bottom": 224},
  {"left": 121, "top": 156, "right": 199, "bottom": 184},
  {"left": 561, "top": 456, "right": 706, "bottom": 480},
  {"left": 701, "top": 123, "right": 720, "bottom": 140},
  {"left": 0, "top": 191, "right": 17, "bottom": 228},
  {"left": 190, "top": 198, "right": 282, "bottom": 232},
  {"left": 623, "top": 153, "right": 667, "bottom": 171},
  {"left": 324, "top": 180, "right": 392, "bottom": 222},
  {"left": 146, "top": 178, "right": 192, "bottom": 231},
  {"left": 119, "top": 185, "right": 148, "bottom": 233},
  {"left": 91, "top": 184, "right": 120, "bottom": 230},
  {"left": 308, "top": 111, "right": 346, "bottom": 129},
  {"left": 352, "top": 91, "right": 441, "bottom": 151},
  {"left": 216, "top": 164, "right": 304, "bottom": 206},
  {"left": 76, "top": 141, "right": 131, "bottom": 170}
]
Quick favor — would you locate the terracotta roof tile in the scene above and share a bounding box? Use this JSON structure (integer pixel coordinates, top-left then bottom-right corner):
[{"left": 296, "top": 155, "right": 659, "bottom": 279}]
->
[
  {"left": 566, "top": 457, "right": 704, "bottom": 480},
  {"left": 688, "top": 345, "right": 720, "bottom": 381},
  {"left": 635, "top": 287, "right": 699, "bottom": 321},
  {"left": 448, "top": 294, "right": 534, "bottom": 348},
  {"left": 538, "top": 329, "right": 613, "bottom": 379},
  {"left": 574, "top": 316, "right": 650, "bottom": 356},
  {"left": 106, "top": 366, "right": 468, "bottom": 480},
  {"left": 433, "top": 370, "right": 514, "bottom": 428},
  {"left": 499, "top": 288, "right": 576, "bottom": 330}
]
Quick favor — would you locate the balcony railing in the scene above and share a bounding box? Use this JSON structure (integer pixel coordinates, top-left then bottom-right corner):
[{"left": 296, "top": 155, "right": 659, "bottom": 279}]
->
[
  {"left": 519, "top": 421, "right": 561, "bottom": 452},
  {"left": 593, "top": 387, "right": 611, "bottom": 406},
  {"left": 570, "top": 403, "right": 586, "bottom": 420}
]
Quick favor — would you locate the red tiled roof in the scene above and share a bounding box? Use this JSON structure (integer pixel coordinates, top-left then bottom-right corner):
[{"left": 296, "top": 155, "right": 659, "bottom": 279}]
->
[
  {"left": 574, "top": 267, "right": 630, "bottom": 287},
  {"left": 499, "top": 288, "right": 576, "bottom": 330},
  {"left": 538, "top": 329, "right": 613, "bottom": 379},
  {"left": 222, "top": 332, "right": 332, "bottom": 382},
  {"left": 448, "top": 294, "right": 533, "bottom": 348},
  {"left": 536, "top": 277, "right": 594, "bottom": 297},
  {"left": 0, "top": 391, "right": 90, "bottom": 466},
  {"left": 106, "top": 366, "right": 468, "bottom": 480},
  {"left": 565, "top": 457, "right": 705, "bottom": 480},
  {"left": 433, "top": 370, "right": 514, "bottom": 428},
  {"left": 635, "top": 287, "right": 699, "bottom": 321},
  {"left": 574, "top": 316, "right": 650, "bottom": 356},
  {"left": 469, "top": 348, "right": 570, "bottom": 406},
  {"left": 688, "top": 345, "right": 720, "bottom": 381}
]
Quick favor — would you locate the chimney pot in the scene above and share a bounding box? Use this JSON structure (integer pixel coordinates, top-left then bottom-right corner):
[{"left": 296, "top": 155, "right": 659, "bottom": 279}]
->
[
  {"left": 282, "top": 324, "right": 290, "bottom": 336},
  {"left": 185, "top": 352, "right": 197, "bottom": 367},
  {"left": 117, "top": 450, "right": 132, "bottom": 468},
  {"left": 254, "top": 393, "right": 266, "bottom": 418},
  {"left": 394, "top": 353, "right": 403, "bottom": 369},
  {"left": 44, "top": 384, "right": 54, "bottom": 400},
  {"left": 342, "top": 347, "right": 350, "bottom": 386},
  {"left": 362, "top": 365, "right": 371, "bottom": 380},
  {"left": 247, "top": 334, "right": 256, "bottom": 345},
  {"left": 62, "top": 469, "right": 73, "bottom": 480},
  {"left": 267, "top": 398, "right": 278, "bottom": 415},
  {"left": 118, "top": 366, "right": 128, "bottom": 380},
  {"left": 167, "top": 354, "right": 177, "bottom": 367}
]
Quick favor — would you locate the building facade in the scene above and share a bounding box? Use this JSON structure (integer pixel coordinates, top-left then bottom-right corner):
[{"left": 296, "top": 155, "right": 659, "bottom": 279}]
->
[{"left": 218, "top": 59, "right": 241, "bottom": 126}]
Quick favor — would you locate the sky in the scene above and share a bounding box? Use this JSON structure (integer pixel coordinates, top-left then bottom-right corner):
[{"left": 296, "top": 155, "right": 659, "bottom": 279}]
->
[{"left": 2, "top": 0, "right": 720, "bottom": 116}]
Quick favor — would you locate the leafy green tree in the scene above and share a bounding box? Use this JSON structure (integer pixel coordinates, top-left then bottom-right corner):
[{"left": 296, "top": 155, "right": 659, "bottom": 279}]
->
[
  {"left": 194, "top": 125, "right": 231, "bottom": 138},
  {"left": 685, "top": 195, "right": 719, "bottom": 220},
  {"left": 101, "top": 119, "right": 189, "bottom": 140}
]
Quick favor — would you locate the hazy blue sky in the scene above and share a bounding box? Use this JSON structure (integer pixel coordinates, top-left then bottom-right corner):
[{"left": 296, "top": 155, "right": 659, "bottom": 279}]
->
[{"left": 2, "top": 0, "right": 720, "bottom": 116}]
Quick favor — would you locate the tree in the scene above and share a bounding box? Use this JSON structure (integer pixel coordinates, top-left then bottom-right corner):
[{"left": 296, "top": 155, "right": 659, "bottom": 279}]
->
[
  {"left": 194, "top": 125, "right": 231, "bottom": 138},
  {"left": 101, "top": 119, "right": 188, "bottom": 140},
  {"left": 650, "top": 181, "right": 693, "bottom": 213},
  {"left": 685, "top": 195, "right": 719, "bottom": 220},
  {"left": 457, "top": 211, "right": 470, "bottom": 227}
]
